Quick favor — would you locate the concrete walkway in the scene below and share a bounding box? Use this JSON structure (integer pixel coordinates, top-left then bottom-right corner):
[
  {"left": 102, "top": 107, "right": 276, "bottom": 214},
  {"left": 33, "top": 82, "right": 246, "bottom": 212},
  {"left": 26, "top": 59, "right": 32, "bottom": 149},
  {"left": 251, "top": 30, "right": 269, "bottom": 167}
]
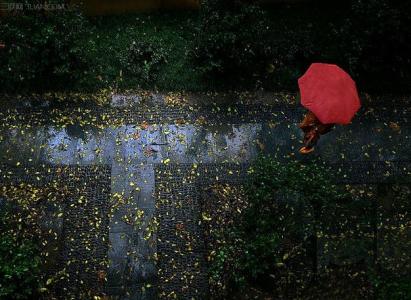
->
[{"left": 0, "top": 93, "right": 410, "bottom": 299}]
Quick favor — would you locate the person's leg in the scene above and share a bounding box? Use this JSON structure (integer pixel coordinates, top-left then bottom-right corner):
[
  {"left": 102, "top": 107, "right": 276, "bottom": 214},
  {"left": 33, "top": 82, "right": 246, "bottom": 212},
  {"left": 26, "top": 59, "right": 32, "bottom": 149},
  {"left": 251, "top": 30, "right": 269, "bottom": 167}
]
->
[
  {"left": 300, "top": 130, "right": 319, "bottom": 154},
  {"left": 307, "top": 132, "right": 318, "bottom": 147}
]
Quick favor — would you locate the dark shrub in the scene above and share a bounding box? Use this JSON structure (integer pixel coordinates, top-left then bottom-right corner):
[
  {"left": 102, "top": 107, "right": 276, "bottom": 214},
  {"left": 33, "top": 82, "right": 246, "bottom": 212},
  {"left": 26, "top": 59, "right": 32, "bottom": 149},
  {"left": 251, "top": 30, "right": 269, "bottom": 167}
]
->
[
  {"left": 0, "top": 1, "right": 89, "bottom": 93},
  {"left": 0, "top": 233, "right": 42, "bottom": 300},
  {"left": 0, "top": 204, "right": 42, "bottom": 300},
  {"left": 195, "top": 0, "right": 411, "bottom": 93},
  {"left": 379, "top": 278, "right": 411, "bottom": 300},
  {"left": 264, "top": 24, "right": 316, "bottom": 91},
  {"left": 335, "top": 0, "right": 411, "bottom": 92},
  {"left": 120, "top": 39, "right": 168, "bottom": 88},
  {"left": 373, "top": 272, "right": 411, "bottom": 300},
  {"left": 0, "top": 182, "right": 72, "bottom": 299},
  {"left": 194, "top": 0, "right": 272, "bottom": 89}
]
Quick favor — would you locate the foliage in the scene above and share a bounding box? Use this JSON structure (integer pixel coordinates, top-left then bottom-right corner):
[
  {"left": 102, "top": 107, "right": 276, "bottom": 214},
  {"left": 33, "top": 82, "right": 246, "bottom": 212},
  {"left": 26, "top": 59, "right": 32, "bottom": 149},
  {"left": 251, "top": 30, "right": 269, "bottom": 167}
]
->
[
  {"left": 201, "top": 184, "right": 248, "bottom": 296},
  {"left": 0, "top": 207, "right": 42, "bottom": 300},
  {"left": 245, "top": 157, "right": 347, "bottom": 218},
  {"left": 0, "top": 183, "right": 72, "bottom": 299},
  {"left": 0, "top": 1, "right": 89, "bottom": 92},
  {"left": 241, "top": 158, "right": 348, "bottom": 275},
  {"left": 194, "top": 0, "right": 411, "bottom": 92},
  {"left": 0, "top": 234, "right": 42, "bottom": 300},
  {"left": 263, "top": 24, "right": 316, "bottom": 91},
  {"left": 334, "top": 0, "right": 411, "bottom": 92},
  {"left": 378, "top": 278, "right": 411, "bottom": 300},
  {"left": 119, "top": 40, "right": 168, "bottom": 88},
  {"left": 0, "top": 1, "right": 410, "bottom": 93},
  {"left": 207, "top": 159, "right": 411, "bottom": 299},
  {"left": 208, "top": 222, "right": 287, "bottom": 295},
  {"left": 371, "top": 272, "right": 411, "bottom": 300},
  {"left": 208, "top": 157, "right": 350, "bottom": 297},
  {"left": 77, "top": 12, "right": 203, "bottom": 92},
  {"left": 194, "top": 0, "right": 272, "bottom": 89}
]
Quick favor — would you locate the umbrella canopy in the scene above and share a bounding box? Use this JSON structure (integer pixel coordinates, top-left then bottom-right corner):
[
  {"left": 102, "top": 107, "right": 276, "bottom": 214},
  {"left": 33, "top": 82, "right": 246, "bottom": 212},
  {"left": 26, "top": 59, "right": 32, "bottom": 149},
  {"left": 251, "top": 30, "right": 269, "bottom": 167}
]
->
[{"left": 298, "top": 63, "right": 361, "bottom": 125}]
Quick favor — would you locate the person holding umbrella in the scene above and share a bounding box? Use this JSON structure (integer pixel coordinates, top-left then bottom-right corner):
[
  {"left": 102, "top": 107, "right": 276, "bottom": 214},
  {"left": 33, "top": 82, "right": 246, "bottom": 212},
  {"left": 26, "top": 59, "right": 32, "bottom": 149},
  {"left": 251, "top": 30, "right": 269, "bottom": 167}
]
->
[
  {"left": 298, "top": 111, "right": 335, "bottom": 154},
  {"left": 297, "top": 63, "right": 361, "bottom": 154}
]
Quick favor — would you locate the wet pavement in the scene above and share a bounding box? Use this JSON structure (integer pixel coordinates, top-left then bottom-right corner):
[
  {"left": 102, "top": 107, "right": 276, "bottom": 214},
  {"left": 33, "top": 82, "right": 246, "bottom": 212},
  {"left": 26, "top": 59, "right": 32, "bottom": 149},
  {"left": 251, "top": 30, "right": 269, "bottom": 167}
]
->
[{"left": 0, "top": 93, "right": 410, "bottom": 298}]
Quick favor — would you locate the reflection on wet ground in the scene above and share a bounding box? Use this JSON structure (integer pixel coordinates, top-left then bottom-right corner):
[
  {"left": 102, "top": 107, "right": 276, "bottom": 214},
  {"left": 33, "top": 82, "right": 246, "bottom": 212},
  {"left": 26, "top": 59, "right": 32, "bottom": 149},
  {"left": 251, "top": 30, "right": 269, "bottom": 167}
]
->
[{"left": 0, "top": 96, "right": 410, "bottom": 298}]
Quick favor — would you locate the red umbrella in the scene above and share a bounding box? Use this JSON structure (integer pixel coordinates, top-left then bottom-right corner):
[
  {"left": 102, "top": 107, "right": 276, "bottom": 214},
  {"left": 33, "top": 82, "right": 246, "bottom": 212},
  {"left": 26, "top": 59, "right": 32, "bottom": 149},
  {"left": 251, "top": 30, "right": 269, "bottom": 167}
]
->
[{"left": 298, "top": 63, "right": 361, "bottom": 125}]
